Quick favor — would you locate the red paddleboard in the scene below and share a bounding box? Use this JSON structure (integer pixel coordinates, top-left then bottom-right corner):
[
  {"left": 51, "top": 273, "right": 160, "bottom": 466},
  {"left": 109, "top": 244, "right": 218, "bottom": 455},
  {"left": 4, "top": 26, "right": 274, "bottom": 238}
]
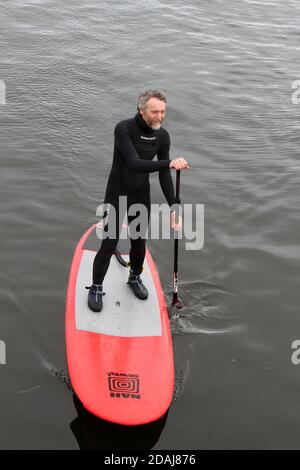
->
[{"left": 65, "top": 223, "right": 174, "bottom": 426}]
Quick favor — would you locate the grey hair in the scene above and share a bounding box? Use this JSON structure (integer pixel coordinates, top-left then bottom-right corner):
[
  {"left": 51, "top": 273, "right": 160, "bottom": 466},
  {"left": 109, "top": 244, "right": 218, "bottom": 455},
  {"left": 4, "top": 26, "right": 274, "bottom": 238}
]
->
[{"left": 137, "top": 89, "right": 167, "bottom": 111}]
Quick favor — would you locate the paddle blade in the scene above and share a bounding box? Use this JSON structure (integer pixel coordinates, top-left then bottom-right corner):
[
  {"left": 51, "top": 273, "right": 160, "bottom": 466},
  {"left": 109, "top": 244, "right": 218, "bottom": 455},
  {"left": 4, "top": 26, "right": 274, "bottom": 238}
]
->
[
  {"left": 173, "top": 297, "right": 183, "bottom": 309},
  {"left": 168, "top": 295, "right": 183, "bottom": 319}
]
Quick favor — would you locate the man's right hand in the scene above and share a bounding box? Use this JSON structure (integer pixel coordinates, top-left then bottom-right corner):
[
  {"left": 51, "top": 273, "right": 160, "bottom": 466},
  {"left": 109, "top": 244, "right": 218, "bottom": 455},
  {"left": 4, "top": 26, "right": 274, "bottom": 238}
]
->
[{"left": 169, "top": 158, "right": 189, "bottom": 170}]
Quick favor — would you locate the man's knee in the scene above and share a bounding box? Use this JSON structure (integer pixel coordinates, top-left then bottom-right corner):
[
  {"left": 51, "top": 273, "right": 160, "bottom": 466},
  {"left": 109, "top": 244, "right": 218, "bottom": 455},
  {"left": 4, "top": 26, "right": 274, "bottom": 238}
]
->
[{"left": 99, "top": 238, "right": 119, "bottom": 260}]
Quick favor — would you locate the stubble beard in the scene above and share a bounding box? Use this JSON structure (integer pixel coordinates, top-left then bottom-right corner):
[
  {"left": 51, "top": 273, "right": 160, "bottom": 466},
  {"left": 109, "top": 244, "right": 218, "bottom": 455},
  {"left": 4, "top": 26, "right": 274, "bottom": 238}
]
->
[
  {"left": 150, "top": 122, "right": 162, "bottom": 130},
  {"left": 145, "top": 117, "right": 163, "bottom": 131}
]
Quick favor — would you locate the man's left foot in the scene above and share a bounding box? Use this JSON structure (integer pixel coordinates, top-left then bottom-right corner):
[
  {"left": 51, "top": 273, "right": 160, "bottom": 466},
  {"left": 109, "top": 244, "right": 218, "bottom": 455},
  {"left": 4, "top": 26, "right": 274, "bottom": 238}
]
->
[{"left": 127, "top": 272, "right": 148, "bottom": 300}]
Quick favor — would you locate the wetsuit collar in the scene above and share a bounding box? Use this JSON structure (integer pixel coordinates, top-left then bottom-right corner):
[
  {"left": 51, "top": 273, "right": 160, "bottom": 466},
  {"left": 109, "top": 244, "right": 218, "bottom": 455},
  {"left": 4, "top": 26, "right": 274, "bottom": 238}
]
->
[{"left": 135, "top": 112, "right": 158, "bottom": 135}]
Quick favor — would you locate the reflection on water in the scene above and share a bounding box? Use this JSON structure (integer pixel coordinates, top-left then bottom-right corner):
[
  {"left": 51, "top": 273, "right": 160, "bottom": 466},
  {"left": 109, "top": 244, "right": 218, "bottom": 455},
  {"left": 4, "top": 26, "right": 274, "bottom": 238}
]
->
[{"left": 71, "top": 395, "right": 168, "bottom": 450}]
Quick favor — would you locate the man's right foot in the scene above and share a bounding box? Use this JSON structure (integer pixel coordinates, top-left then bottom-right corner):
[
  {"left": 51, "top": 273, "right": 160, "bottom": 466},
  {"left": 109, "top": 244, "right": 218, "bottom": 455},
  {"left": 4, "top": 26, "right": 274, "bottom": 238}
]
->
[{"left": 85, "top": 284, "right": 105, "bottom": 312}]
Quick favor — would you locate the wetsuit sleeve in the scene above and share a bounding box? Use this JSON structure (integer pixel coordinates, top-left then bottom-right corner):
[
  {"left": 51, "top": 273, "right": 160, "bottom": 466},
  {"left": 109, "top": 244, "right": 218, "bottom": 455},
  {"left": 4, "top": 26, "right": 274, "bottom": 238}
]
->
[
  {"left": 157, "top": 131, "right": 176, "bottom": 207},
  {"left": 115, "top": 122, "right": 171, "bottom": 173}
]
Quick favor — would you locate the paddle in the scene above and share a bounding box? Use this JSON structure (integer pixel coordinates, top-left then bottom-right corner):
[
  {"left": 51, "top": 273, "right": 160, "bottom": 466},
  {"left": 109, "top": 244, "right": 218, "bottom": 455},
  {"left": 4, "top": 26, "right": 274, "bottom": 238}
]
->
[{"left": 169, "top": 170, "right": 184, "bottom": 318}]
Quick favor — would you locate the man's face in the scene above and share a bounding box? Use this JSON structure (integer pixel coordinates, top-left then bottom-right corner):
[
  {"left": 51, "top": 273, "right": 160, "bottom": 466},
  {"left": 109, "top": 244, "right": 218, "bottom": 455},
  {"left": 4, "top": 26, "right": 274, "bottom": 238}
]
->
[{"left": 140, "top": 97, "right": 166, "bottom": 130}]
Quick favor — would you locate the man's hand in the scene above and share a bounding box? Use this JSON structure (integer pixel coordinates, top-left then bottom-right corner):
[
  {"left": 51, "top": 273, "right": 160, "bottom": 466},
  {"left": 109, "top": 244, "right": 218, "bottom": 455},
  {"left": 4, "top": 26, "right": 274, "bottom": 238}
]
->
[
  {"left": 171, "top": 211, "right": 182, "bottom": 231},
  {"left": 169, "top": 158, "right": 189, "bottom": 170}
]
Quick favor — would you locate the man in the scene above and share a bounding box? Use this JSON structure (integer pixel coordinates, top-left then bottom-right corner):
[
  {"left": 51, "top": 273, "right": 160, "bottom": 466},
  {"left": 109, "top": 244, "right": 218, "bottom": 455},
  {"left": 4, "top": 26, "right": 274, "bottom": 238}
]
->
[{"left": 86, "top": 89, "right": 189, "bottom": 312}]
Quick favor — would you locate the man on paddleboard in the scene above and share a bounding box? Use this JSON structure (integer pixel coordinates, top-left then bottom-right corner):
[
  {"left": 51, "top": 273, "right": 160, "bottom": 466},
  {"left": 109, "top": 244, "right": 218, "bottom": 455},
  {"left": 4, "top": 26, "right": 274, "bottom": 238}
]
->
[{"left": 87, "top": 89, "right": 189, "bottom": 312}]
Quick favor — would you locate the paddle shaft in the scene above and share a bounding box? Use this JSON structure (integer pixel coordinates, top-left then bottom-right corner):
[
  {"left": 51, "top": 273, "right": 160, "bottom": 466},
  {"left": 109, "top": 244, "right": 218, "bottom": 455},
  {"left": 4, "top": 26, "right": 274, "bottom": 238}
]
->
[{"left": 172, "top": 170, "right": 181, "bottom": 306}]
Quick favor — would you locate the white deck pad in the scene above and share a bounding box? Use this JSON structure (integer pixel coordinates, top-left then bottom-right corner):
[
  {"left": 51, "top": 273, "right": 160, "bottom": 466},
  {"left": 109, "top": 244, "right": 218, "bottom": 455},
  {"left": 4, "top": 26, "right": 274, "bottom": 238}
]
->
[{"left": 75, "top": 250, "right": 162, "bottom": 337}]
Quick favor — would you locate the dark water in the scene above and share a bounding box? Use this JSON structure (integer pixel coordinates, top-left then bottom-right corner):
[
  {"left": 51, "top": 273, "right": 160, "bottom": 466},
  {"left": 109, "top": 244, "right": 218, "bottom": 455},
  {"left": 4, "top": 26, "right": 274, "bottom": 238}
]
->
[{"left": 1, "top": 0, "right": 300, "bottom": 449}]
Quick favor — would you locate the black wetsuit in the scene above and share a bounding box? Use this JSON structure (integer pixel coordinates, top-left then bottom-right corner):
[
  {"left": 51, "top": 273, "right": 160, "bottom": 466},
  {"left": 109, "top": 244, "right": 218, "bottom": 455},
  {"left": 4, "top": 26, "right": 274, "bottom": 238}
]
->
[{"left": 93, "top": 112, "right": 176, "bottom": 284}]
